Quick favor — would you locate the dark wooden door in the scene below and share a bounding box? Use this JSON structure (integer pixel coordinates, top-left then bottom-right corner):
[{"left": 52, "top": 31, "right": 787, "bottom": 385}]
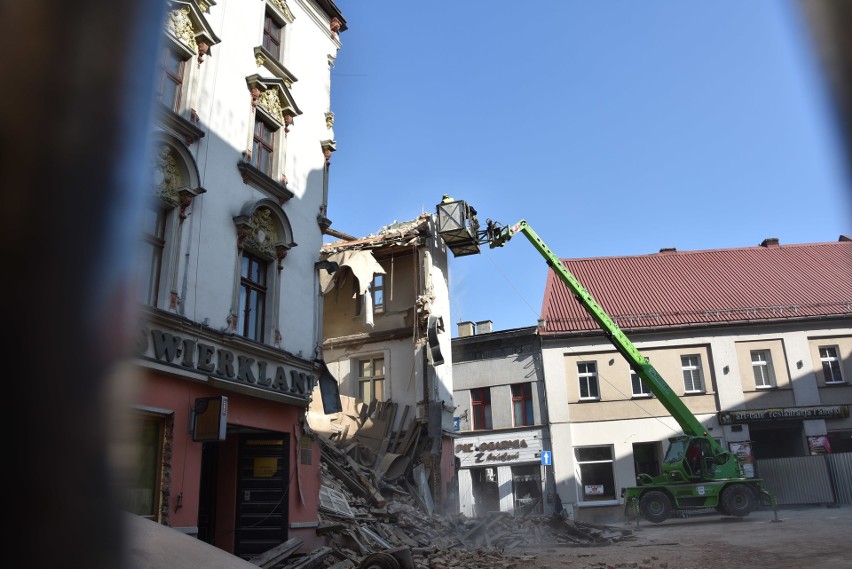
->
[{"left": 234, "top": 433, "right": 289, "bottom": 558}]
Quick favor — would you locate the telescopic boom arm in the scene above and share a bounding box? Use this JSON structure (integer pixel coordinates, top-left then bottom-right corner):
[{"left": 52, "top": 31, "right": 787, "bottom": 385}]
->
[{"left": 491, "top": 220, "right": 710, "bottom": 439}]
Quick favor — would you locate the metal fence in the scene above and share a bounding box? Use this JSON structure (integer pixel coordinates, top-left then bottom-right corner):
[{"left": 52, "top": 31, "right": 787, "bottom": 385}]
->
[{"left": 755, "top": 452, "right": 852, "bottom": 506}]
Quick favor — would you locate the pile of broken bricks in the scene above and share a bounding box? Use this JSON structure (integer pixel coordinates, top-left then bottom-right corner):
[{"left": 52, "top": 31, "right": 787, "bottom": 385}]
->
[{"left": 267, "top": 397, "right": 636, "bottom": 568}]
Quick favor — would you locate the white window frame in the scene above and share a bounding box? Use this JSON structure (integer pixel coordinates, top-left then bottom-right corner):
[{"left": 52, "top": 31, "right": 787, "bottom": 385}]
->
[
  {"left": 681, "top": 354, "right": 705, "bottom": 394},
  {"left": 630, "top": 368, "right": 653, "bottom": 398},
  {"left": 577, "top": 361, "right": 600, "bottom": 401},
  {"left": 819, "top": 346, "right": 845, "bottom": 384},
  {"left": 751, "top": 350, "right": 775, "bottom": 389}
]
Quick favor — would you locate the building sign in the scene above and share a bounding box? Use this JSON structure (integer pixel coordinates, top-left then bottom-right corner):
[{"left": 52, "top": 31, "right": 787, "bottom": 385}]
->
[
  {"left": 455, "top": 431, "right": 543, "bottom": 467},
  {"left": 139, "top": 327, "right": 316, "bottom": 399},
  {"left": 718, "top": 405, "right": 849, "bottom": 425}
]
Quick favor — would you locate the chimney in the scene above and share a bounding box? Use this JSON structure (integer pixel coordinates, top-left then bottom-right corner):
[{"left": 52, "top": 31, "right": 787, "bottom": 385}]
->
[
  {"left": 760, "top": 237, "right": 780, "bottom": 247},
  {"left": 457, "top": 321, "right": 476, "bottom": 337},
  {"left": 475, "top": 320, "right": 493, "bottom": 334},
  {"left": 658, "top": 247, "right": 677, "bottom": 254}
]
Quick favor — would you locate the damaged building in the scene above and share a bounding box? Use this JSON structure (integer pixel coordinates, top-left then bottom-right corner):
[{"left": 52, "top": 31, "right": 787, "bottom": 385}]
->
[{"left": 311, "top": 214, "right": 458, "bottom": 513}]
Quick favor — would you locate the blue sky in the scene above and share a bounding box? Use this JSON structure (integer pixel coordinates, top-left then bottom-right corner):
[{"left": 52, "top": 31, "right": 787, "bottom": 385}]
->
[{"left": 327, "top": 1, "right": 851, "bottom": 336}]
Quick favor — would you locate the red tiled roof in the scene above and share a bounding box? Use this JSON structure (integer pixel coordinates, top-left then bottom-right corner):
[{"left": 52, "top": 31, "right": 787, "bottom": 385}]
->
[{"left": 540, "top": 238, "right": 852, "bottom": 334}]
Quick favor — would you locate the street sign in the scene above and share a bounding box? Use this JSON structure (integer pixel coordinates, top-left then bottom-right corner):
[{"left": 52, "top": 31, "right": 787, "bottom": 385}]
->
[{"left": 541, "top": 451, "right": 552, "bottom": 466}]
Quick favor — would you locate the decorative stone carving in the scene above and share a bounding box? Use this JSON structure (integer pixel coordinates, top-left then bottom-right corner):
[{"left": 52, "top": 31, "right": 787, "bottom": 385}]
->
[
  {"left": 154, "top": 145, "right": 183, "bottom": 207},
  {"left": 197, "top": 41, "right": 209, "bottom": 65},
  {"left": 167, "top": 7, "right": 198, "bottom": 52},
  {"left": 269, "top": 0, "right": 294, "bottom": 22},
  {"left": 256, "top": 89, "right": 285, "bottom": 125},
  {"left": 330, "top": 17, "right": 341, "bottom": 35},
  {"left": 178, "top": 190, "right": 194, "bottom": 221},
  {"left": 236, "top": 207, "right": 280, "bottom": 258},
  {"left": 325, "top": 111, "right": 335, "bottom": 130}
]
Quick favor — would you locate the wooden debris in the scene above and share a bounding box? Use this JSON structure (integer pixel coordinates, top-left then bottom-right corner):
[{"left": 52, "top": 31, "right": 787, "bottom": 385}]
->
[
  {"left": 280, "top": 399, "right": 635, "bottom": 568},
  {"left": 250, "top": 537, "right": 303, "bottom": 568}
]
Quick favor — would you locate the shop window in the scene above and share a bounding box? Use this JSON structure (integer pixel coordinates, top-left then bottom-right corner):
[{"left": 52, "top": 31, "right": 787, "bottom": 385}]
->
[
  {"left": 511, "top": 464, "right": 542, "bottom": 515},
  {"left": 575, "top": 445, "right": 616, "bottom": 502},
  {"left": 470, "top": 466, "right": 499, "bottom": 517}
]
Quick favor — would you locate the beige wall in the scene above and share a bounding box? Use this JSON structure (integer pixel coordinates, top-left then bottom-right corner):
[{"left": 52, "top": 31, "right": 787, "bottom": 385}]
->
[{"left": 561, "top": 344, "right": 718, "bottom": 423}]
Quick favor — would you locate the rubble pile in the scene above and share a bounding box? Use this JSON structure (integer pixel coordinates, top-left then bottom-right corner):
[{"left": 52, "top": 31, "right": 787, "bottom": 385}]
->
[{"left": 265, "top": 397, "right": 635, "bottom": 568}]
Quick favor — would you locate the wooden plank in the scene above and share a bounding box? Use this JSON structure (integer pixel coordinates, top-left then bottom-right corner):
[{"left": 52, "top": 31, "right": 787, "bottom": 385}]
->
[
  {"left": 387, "top": 405, "right": 409, "bottom": 453},
  {"left": 249, "top": 537, "right": 303, "bottom": 568},
  {"left": 285, "top": 546, "right": 333, "bottom": 569}
]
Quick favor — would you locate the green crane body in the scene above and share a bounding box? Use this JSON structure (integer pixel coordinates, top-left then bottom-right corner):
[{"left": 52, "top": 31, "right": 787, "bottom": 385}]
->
[{"left": 436, "top": 200, "right": 777, "bottom": 524}]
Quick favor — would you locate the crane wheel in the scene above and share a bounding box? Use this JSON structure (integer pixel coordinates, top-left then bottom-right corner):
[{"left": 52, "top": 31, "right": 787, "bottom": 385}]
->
[
  {"left": 721, "top": 484, "right": 755, "bottom": 517},
  {"left": 639, "top": 490, "right": 672, "bottom": 524}
]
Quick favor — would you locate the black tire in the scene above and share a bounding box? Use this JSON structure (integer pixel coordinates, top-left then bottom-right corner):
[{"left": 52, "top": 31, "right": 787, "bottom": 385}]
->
[
  {"left": 359, "top": 553, "right": 401, "bottom": 569},
  {"left": 639, "top": 490, "right": 673, "bottom": 524},
  {"left": 721, "top": 484, "right": 755, "bottom": 517}
]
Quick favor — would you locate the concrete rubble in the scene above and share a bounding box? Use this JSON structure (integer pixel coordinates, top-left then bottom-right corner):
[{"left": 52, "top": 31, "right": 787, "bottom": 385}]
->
[{"left": 252, "top": 398, "right": 637, "bottom": 568}]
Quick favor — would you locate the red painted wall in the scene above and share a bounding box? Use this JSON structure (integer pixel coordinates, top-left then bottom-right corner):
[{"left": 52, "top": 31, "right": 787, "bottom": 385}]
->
[{"left": 135, "top": 370, "right": 322, "bottom": 553}]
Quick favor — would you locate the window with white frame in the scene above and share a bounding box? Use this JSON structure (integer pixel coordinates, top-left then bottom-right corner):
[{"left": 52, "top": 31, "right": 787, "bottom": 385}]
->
[
  {"left": 577, "top": 361, "right": 600, "bottom": 400},
  {"left": 358, "top": 356, "right": 384, "bottom": 404},
  {"left": 575, "top": 446, "right": 616, "bottom": 502},
  {"left": 630, "top": 367, "right": 652, "bottom": 398},
  {"left": 751, "top": 350, "right": 775, "bottom": 388},
  {"left": 819, "top": 346, "right": 844, "bottom": 384},
  {"left": 681, "top": 354, "right": 704, "bottom": 393}
]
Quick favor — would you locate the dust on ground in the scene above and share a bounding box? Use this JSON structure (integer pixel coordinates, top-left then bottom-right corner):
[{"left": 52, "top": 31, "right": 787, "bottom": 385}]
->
[{"left": 524, "top": 505, "right": 852, "bottom": 569}]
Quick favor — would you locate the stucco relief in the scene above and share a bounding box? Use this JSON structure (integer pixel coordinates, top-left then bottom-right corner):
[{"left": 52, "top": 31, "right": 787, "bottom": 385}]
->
[
  {"left": 154, "top": 145, "right": 183, "bottom": 207},
  {"left": 167, "top": 7, "right": 198, "bottom": 52},
  {"left": 255, "top": 89, "right": 285, "bottom": 125},
  {"left": 268, "top": 0, "right": 294, "bottom": 22},
  {"left": 240, "top": 207, "right": 280, "bottom": 258}
]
